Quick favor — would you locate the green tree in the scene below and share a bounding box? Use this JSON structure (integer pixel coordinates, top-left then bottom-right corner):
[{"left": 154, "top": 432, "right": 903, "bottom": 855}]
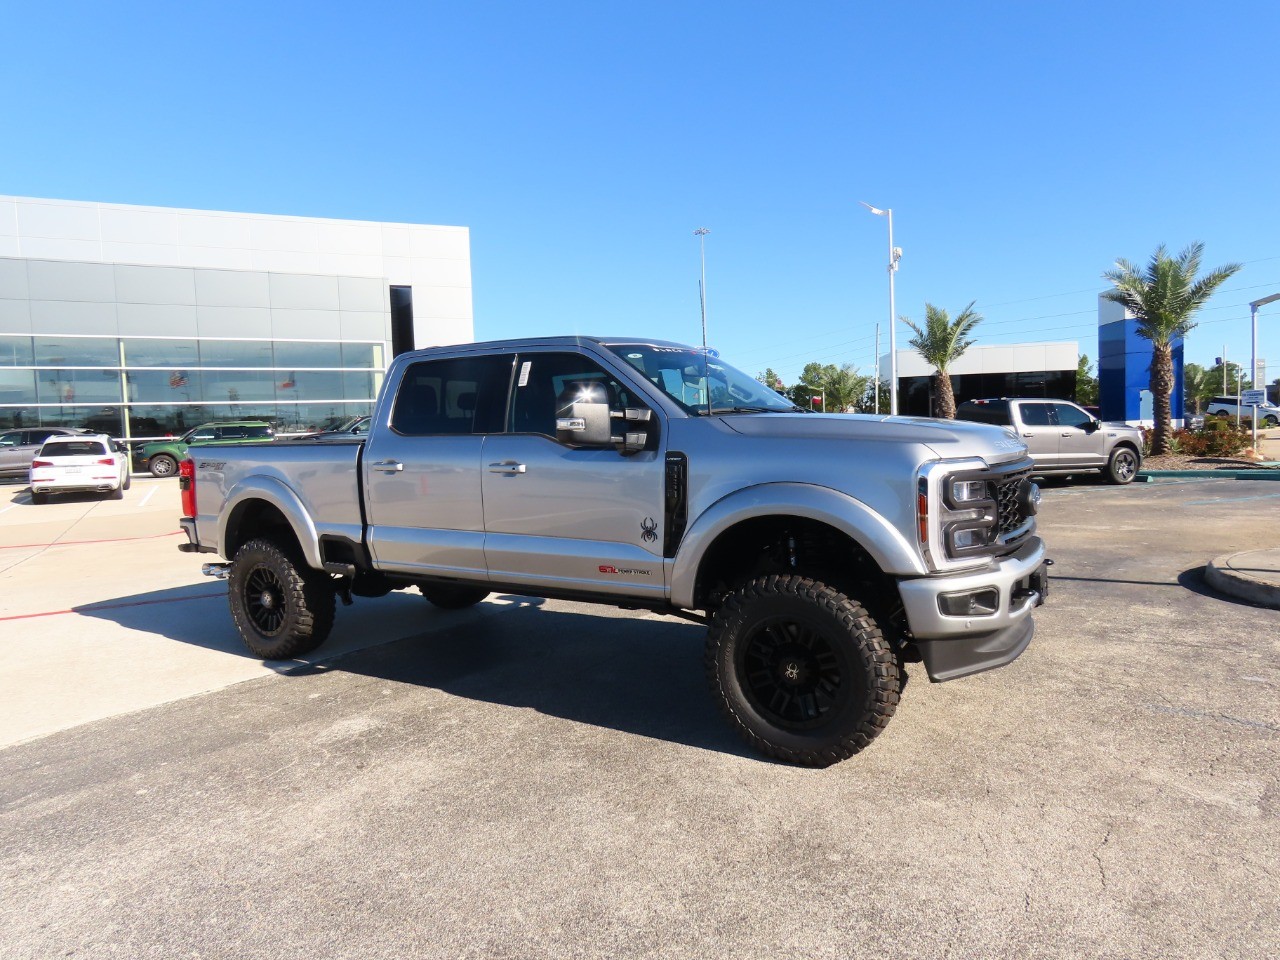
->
[
  {"left": 755, "top": 367, "right": 785, "bottom": 393},
  {"left": 1076, "top": 354, "right": 1099, "bottom": 407},
  {"left": 1204, "top": 360, "right": 1251, "bottom": 398},
  {"left": 1183, "top": 362, "right": 1210, "bottom": 413},
  {"left": 901, "top": 301, "right": 982, "bottom": 419},
  {"left": 786, "top": 362, "right": 869, "bottom": 412},
  {"left": 1102, "top": 243, "right": 1241, "bottom": 454}
]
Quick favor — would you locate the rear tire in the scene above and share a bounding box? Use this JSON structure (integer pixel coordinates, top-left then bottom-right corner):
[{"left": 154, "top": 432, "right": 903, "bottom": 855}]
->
[
  {"left": 1106, "top": 446, "right": 1139, "bottom": 485},
  {"left": 706, "top": 575, "right": 900, "bottom": 767},
  {"left": 122, "top": 471, "right": 132, "bottom": 490},
  {"left": 109, "top": 484, "right": 124, "bottom": 500},
  {"left": 228, "top": 538, "right": 336, "bottom": 659},
  {"left": 418, "top": 583, "right": 490, "bottom": 609},
  {"left": 149, "top": 454, "right": 178, "bottom": 478}
]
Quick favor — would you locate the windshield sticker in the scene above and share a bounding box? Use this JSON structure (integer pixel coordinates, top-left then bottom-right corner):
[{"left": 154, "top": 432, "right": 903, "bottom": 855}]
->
[{"left": 518, "top": 361, "right": 531, "bottom": 387}]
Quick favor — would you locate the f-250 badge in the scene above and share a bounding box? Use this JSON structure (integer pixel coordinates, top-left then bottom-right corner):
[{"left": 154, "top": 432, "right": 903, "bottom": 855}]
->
[{"left": 641, "top": 517, "right": 659, "bottom": 542}]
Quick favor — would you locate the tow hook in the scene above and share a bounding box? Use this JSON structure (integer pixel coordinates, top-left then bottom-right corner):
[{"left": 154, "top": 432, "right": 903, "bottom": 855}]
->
[{"left": 202, "top": 562, "right": 231, "bottom": 580}]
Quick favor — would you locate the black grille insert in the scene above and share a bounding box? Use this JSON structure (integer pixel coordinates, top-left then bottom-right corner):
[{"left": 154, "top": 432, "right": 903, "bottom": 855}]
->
[{"left": 995, "top": 469, "right": 1032, "bottom": 538}]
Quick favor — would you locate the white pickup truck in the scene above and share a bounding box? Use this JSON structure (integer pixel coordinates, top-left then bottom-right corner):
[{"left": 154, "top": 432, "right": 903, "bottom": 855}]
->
[{"left": 179, "top": 337, "right": 1049, "bottom": 766}]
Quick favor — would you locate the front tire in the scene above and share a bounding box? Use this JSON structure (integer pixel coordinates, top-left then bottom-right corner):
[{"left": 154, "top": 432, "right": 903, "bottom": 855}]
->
[
  {"left": 418, "top": 583, "right": 490, "bottom": 609},
  {"left": 706, "top": 575, "right": 900, "bottom": 767},
  {"left": 149, "top": 454, "right": 178, "bottom": 478},
  {"left": 1106, "top": 446, "right": 1139, "bottom": 485},
  {"left": 1264, "top": 415, "right": 1278, "bottom": 428},
  {"left": 228, "top": 538, "right": 336, "bottom": 659}
]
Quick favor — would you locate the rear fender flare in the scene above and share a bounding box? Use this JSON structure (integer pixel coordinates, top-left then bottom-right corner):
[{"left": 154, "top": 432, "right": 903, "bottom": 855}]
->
[
  {"left": 669, "top": 482, "right": 925, "bottom": 609},
  {"left": 219, "top": 476, "right": 322, "bottom": 570}
]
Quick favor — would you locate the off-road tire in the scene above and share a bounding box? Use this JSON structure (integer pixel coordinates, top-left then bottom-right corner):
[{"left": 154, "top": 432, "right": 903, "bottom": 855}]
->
[
  {"left": 149, "top": 454, "right": 178, "bottom": 478},
  {"left": 1106, "top": 446, "right": 1139, "bottom": 485},
  {"left": 706, "top": 575, "right": 900, "bottom": 767},
  {"left": 228, "top": 538, "right": 336, "bottom": 660},
  {"left": 30, "top": 491, "right": 48, "bottom": 505},
  {"left": 418, "top": 583, "right": 490, "bottom": 609}
]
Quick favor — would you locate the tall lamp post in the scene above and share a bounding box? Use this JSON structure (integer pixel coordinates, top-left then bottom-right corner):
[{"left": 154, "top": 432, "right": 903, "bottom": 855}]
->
[
  {"left": 859, "top": 203, "right": 902, "bottom": 414},
  {"left": 693, "top": 227, "right": 711, "bottom": 351}
]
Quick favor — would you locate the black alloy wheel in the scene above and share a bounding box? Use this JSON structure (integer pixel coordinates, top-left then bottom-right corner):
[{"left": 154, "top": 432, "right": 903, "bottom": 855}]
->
[
  {"left": 244, "top": 564, "right": 288, "bottom": 635},
  {"left": 739, "top": 617, "right": 846, "bottom": 730}
]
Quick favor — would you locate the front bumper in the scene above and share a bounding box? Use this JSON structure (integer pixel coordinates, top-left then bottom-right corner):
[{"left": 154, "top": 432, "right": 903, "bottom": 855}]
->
[{"left": 898, "top": 536, "right": 1047, "bottom": 682}]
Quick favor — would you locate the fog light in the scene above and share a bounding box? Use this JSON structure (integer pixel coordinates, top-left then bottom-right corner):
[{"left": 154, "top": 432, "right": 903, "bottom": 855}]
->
[
  {"left": 938, "top": 588, "right": 1000, "bottom": 617},
  {"left": 950, "top": 526, "right": 991, "bottom": 551}
]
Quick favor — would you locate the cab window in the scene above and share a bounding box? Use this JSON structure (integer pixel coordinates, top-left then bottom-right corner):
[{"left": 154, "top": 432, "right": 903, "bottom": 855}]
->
[
  {"left": 1053, "top": 403, "right": 1094, "bottom": 428},
  {"left": 1018, "top": 403, "right": 1053, "bottom": 427},
  {"left": 391, "top": 355, "right": 511, "bottom": 436},
  {"left": 510, "top": 353, "right": 638, "bottom": 439}
]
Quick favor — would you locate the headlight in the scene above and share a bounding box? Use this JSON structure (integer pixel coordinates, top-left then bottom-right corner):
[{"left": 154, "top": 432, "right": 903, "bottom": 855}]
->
[{"left": 950, "top": 479, "right": 990, "bottom": 503}]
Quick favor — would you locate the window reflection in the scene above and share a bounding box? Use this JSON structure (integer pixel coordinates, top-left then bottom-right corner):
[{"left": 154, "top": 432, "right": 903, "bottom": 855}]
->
[
  {"left": 34, "top": 337, "right": 118, "bottom": 367},
  {"left": 123, "top": 339, "right": 200, "bottom": 368},
  {"left": 0, "top": 337, "right": 35, "bottom": 366}
]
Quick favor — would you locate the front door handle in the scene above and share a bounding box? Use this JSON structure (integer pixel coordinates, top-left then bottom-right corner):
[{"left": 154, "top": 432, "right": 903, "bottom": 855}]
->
[
  {"left": 488, "top": 461, "right": 527, "bottom": 475},
  {"left": 372, "top": 459, "right": 404, "bottom": 473},
  {"left": 1022, "top": 432, "right": 1034, "bottom": 438},
  {"left": 1061, "top": 432, "right": 1071, "bottom": 437}
]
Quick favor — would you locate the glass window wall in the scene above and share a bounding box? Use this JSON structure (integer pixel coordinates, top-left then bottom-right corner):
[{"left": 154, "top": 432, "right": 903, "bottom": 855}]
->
[
  {"left": 273, "top": 341, "right": 345, "bottom": 369},
  {"left": 34, "top": 337, "right": 119, "bottom": 367},
  {"left": 0, "top": 337, "right": 35, "bottom": 366},
  {"left": 123, "top": 339, "right": 201, "bottom": 368},
  {"left": 36, "top": 369, "right": 123, "bottom": 405}
]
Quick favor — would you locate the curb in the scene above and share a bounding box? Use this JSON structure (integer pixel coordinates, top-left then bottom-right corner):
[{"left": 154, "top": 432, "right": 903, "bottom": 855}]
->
[
  {"left": 1138, "top": 470, "right": 1280, "bottom": 481},
  {"left": 1205, "top": 552, "right": 1280, "bottom": 610}
]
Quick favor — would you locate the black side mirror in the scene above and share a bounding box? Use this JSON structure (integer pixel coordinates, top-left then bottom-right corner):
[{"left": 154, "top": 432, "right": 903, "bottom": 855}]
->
[{"left": 555, "top": 382, "right": 614, "bottom": 447}]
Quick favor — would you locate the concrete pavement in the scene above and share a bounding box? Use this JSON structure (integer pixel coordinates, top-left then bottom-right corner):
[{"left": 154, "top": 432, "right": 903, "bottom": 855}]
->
[{"left": 1207, "top": 548, "right": 1280, "bottom": 609}]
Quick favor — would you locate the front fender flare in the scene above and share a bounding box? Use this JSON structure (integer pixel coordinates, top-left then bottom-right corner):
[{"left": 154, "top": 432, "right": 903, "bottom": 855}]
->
[
  {"left": 219, "top": 475, "right": 323, "bottom": 570},
  {"left": 669, "top": 482, "right": 925, "bottom": 609}
]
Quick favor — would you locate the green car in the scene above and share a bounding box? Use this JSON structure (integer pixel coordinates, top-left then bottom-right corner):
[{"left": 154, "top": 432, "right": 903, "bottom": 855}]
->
[{"left": 138, "top": 421, "right": 275, "bottom": 477}]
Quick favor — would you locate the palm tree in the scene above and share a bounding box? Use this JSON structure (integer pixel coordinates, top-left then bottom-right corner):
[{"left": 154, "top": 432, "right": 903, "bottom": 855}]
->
[
  {"left": 1183, "top": 362, "right": 1210, "bottom": 415},
  {"left": 1102, "top": 243, "right": 1241, "bottom": 454},
  {"left": 901, "top": 301, "right": 982, "bottom": 419}
]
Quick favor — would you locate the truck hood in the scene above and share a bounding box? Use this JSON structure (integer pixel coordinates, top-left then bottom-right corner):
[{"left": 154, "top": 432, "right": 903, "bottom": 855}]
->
[{"left": 719, "top": 413, "right": 1028, "bottom": 465}]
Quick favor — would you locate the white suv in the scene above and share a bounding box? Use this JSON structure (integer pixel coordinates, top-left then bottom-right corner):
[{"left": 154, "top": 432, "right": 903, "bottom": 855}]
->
[{"left": 1205, "top": 395, "right": 1280, "bottom": 426}]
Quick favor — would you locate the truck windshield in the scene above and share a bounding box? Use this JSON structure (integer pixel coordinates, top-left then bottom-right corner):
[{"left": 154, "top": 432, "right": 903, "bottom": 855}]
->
[{"left": 605, "top": 343, "right": 800, "bottom": 415}]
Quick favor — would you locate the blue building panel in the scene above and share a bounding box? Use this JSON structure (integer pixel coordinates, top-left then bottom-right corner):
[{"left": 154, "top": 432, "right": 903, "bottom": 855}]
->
[{"left": 1098, "top": 309, "right": 1183, "bottom": 423}]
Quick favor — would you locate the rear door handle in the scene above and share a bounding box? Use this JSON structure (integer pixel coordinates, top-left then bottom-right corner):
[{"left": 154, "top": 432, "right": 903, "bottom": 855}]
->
[
  {"left": 372, "top": 459, "right": 404, "bottom": 473},
  {"left": 1022, "top": 433, "right": 1034, "bottom": 437},
  {"left": 1060, "top": 432, "right": 1071, "bottom": 437},
  {"left": 488, "top": 461, "right": 527, "bottom": 474}
]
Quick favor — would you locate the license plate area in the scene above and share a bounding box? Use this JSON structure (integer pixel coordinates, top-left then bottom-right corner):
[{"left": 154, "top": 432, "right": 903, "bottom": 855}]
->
[{"left": 1012, "top": 562, "right": 1050, "bottom": 607}]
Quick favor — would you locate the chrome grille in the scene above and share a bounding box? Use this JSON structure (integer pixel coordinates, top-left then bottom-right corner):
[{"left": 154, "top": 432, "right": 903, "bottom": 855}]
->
[{"left": 995, "top": 468, "right": 1031, "bottom": 537}]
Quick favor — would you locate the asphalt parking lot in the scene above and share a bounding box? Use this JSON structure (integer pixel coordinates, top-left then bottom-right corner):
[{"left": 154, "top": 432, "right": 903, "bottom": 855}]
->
[{"left": 1, "top": 475, "right": 1277, "bottom": 959}]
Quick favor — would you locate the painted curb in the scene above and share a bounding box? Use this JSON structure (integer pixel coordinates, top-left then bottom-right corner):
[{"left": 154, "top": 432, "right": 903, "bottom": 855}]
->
[
  {"left": 1138, "top": 470, "right": 1280, "bottom": 481},
  {"left": 1205, "top": 552, "right": 1280, "bottom": 610}
]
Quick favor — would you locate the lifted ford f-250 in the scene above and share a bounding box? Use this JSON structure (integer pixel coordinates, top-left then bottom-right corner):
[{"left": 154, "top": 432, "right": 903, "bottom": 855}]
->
[{"left": 179, "top": 337, "right": 1048, "bottom": 766}]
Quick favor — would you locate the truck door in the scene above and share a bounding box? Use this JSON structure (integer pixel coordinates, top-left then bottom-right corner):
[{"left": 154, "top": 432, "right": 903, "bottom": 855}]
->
[
  {"left": 364, "top": 354, "right": 513, "bottom": 581},
  {"left": 1052, "top": 402, "right": 1105, "bottom": 469},
  {"left": 1013, "top": 401, "right": 1059, "bottom": 467},
  {"left": 481, "top": 351, "right": 667, "bottom": 602}
]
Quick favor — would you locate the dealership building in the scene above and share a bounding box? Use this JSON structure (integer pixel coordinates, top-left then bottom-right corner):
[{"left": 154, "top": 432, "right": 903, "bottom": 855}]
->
[
  {"left": 883, "top": 341, "right": 1080, "bottom": 417},
  {"left": 0, "top": 195, "right": 473, "bottom": 438}
]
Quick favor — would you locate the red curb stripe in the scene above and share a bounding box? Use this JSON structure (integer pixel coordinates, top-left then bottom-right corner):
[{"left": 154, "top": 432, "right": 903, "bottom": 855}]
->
[
  {"left": 0, "top": 591, "right": 225, "bottom": 623},
  {"left": 0, "top": 530, "right": 183, "bottom": 550}
]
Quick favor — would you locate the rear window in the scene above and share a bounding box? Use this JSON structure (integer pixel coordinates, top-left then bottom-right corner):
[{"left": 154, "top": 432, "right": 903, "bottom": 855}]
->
[
  {"left": 41, "top": 440, "right": 107, "bottom": 456},
  {"left": 956, "top": 401, "right": 1011, "bottom": 426}
]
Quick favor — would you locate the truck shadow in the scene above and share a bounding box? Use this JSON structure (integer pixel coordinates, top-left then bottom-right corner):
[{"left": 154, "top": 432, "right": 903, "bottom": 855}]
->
[{"left": 74, "top": 589, "right": 754, "bottom": 761}]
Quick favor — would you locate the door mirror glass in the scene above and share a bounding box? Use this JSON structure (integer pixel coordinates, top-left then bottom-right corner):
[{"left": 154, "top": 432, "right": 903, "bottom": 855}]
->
[{"left": 555, "top": 381, "right": 614, "bottom": 446}]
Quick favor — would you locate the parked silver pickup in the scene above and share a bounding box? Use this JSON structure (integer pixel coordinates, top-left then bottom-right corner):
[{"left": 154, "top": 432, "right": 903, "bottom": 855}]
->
[
  {"left": 956, "top": 398, "right": 1144, "bottom": 484},
  {"left": 179, "top": 337, "right": 1048, "bottom": 766}
]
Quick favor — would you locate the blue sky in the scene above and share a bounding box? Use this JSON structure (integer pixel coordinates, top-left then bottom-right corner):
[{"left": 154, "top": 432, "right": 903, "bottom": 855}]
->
[{"left": 3, "top": 1, "right": 1279, "bottom": 386}]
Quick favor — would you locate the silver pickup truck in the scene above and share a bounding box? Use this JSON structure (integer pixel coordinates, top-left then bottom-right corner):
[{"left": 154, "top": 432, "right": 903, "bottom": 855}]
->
[
  {"left": 956, "top": 398, "right": 1144, "bottom": 484},
  {"left": 179, "top": 337, "right": 1048, "bottom": 766}
]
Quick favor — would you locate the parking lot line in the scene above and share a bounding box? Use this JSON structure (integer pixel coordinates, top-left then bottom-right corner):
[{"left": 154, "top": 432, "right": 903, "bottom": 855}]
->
[
  {"left": 137, "top": 485, "right": 159, "bottom": 508},
  {"left": 0, "top": 530, "right": 182, "bottom": 551}
]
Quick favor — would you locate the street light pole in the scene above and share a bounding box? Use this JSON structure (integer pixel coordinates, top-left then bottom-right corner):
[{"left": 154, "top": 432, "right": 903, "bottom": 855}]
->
[
  {"left": 874, "top": 321, "right": 880, "bottom": 414},
  {"left": 694, "top": 227, "right": 710, "bottom": 351},
  {"left": 859, "top": 202, "right": 902, "bottom": 414}
]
